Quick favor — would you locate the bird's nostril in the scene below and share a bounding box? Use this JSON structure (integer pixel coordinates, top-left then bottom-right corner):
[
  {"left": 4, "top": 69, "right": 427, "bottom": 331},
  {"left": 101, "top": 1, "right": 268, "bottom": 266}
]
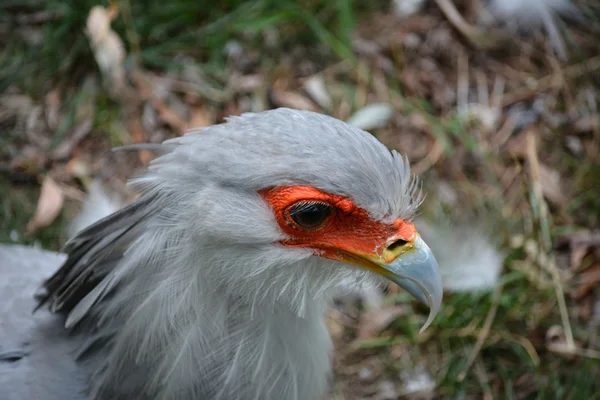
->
[{"left": 387, "top": 239, "right": 408, "bottom": 252}]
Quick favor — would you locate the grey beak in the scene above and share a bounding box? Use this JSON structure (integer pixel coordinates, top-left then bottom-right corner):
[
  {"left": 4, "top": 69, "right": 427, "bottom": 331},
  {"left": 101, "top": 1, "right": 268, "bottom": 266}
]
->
[{"left": 381, "top": 237, "right": 443, "bottom": 332}]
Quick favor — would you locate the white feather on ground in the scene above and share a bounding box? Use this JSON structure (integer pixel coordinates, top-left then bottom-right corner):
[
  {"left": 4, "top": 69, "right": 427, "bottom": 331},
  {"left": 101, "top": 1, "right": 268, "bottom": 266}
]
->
[
  {"left": 392, "top": 0, "right": 427, "bottom": 18},
  {"left": 67, "top": 180, "right": 122, "bottom": 237},
  {"left": 415, "top": 219, "right": 503, "bottom": 293},
  {"left": 485, "top": 0, "right": 581, "bottom": 59}
]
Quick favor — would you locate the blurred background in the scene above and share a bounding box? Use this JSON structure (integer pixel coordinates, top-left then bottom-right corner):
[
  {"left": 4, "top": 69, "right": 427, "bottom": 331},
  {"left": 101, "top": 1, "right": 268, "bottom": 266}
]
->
[{"left": 1, "top": 0, "right": 599, "bottom": 398}]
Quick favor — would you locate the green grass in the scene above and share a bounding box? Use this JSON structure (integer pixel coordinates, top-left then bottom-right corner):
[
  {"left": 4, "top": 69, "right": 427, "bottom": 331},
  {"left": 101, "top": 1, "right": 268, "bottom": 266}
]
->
[{"left": 0, "top": 0, "right": 391, "bottom": 94}]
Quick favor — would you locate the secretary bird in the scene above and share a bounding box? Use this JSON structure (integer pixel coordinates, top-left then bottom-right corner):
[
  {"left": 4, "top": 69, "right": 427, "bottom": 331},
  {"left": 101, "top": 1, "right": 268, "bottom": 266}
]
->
[{"left": 0, "top": 108, "right": 443, "bottom": 400}]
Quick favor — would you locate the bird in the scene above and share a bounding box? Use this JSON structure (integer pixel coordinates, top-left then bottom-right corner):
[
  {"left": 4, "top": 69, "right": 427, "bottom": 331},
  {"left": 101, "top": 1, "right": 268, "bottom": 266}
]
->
[{"left": 0, "top": 108, "right": 442, "bottom": 400}]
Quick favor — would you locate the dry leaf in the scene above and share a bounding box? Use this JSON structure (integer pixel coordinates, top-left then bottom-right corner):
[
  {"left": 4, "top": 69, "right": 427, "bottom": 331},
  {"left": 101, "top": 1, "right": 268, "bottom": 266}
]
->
[
  {"left": 545, "top": 324, "right": 576, "bottom": 356},
  {"left": 303, "top": 75, "right": 332, "bottom": 109},
  {"left": 45, "top": 88, "right": 61, "bottom": 130},
  {"left": 51, "top": 119, "right": 93, "bottom": 160},
  {"left": 0, "top": 94, "right": 33, "bottom": 116},
  {"left": 572, "top": 264, "right": 600, "bottom": 300},
  {"left": 26, "top": 176, "right": 65, "bottom": 234},
  {"left": 132, "top": 72, "right": 188, "bottom": 134},
  {"left": 326, "top": 309, "right": 346, "bottom": 341},
  {"left": 538, "top": 162, "right": 567, "bottom": 206},
  {"left": 346, "top": 103, "right": 394, "bottom": 131},
  {"left": 232, "top": 74, "right": 264, "bottom": 93},
  {"left": 270, "top": 90, "right": 317, "bottom": 111},
  {"left": 570, "top": 245, "right": 589, "bottom": 271},
  {"left": 188, "top": 107, "right": 213, "bottom": 129},
  {"left": 356, "top": 305, "right": 407, "bottom": 340},
  {"left": 66, "top": 157, "right": 91, "bottom": 181},
  {"left": 86, "top": 6, "right": 126, "bottom": 95},
  {"left": 129, "top": 118, "right": 154, "bottom": 165}
]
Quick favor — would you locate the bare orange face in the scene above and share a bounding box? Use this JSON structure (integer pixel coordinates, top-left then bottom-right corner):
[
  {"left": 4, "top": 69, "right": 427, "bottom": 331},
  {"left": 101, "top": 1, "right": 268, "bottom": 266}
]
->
[
  {"left": 260, "top": 186, "right": 418, "bottom": 267},
  {"left": 260, "top": 185, "right": 443, "bottom": 331}
]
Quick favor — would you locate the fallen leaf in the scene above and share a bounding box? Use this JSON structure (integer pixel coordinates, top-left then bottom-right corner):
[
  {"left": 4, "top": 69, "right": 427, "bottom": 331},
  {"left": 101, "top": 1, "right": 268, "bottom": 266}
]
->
[
  {"left": 545, "top": 325, "right": 576, "bottom": 357},
  {"left": 570, "top": 245, "right": 589, "bottom": 271},
  {"left": 26, "top": 176, "right": 65, "bottom": 234},
  {"left": 131, "top": 71, "right": 188, "bottom": 134},
  {"left": 303, "top": 75, "right": 332, "bottom": 109},
  {"left": 346, "top": 103, "right": 394, "bottom": 131},
  {"left": 231, "top": 74, "right": 264, "bottom": 93},
  {"left": 45, "top": 88, "right": 61, "bottom": 130},
  {"left": 0, "top": 94, "right": 33, "bottom": 115},
  {"left": 51, "top": 119, "right": 93, "bottom": 160},
  {"left": 408, "top": 112, "right": 431, "bottom": 133},
  {"left": 574, "top": 115, "right": 599, "bottom": 133},
  {"left": 572, "top": 264, "right": 600, "bottom": 300},
  {"left": 356, "top": 305, "right": 407, "bottom": 340},
  {"left": 538, "top": 162, "right": 567, "bottom": 206},
  {"left": 187, "top": 106, "right": 213, "bottom": 129},
  {"left": 270, "top": 89, "right": 317, "bottom": 111},
  {"left": 86, "top": 6, "right": 126, "bottom": 96},
  {"left": 326, "top": 309, "right": 346, "bottom": 341},
  {"left": 506, "top": 129, "right": 529, "bottom": 158},
  {"left": 129, "top": 118, "right": 153, "bottom": 165},
  {"left": 66, "top": 156, "right": 91, "bottom": 180}
]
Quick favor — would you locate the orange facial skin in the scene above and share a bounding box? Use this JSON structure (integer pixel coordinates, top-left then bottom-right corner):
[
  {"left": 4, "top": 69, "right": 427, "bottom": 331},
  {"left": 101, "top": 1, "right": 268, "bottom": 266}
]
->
[{"left": 259, "top": 186, "right": 417, "bottom": 263}]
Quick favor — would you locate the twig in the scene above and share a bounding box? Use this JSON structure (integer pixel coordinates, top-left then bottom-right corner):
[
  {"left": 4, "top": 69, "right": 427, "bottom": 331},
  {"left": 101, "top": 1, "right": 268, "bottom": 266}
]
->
[
  {"left": 446, "top": 327, "right": 541, "bottom": 366},
  {"left": 15, "top": 11, "right": 60, "bottom": 25},
  {"left": 434, "top": 0, "right": 505, "bottom": 50},
  {"left": 130, "top": 70, "right": 189, "bottom": 134},
  {"left": 502, "top": 56, "right": 600, "bottom": 107},
  {"left": 50, "top": 119, "right": 94, "bottom": 161},
  {"left": 412, "top": 139, "right": 444, "bottom": 175},
  {"left": 457, "top": 285, "right": 502, "bottom": 382},
  {"left": 58, "top": 184, "right": 86, "bottom": 202},
  {"left": 456, "top": 49, "right": 469, "bottom": 114},
  {"left": 490, "top": 117, "right": 517, "bottom": 150},
  {"left": 525, "top": 131, "right": 576, "bottom": 352},
  {"left": 474, "top": 359, "right": 494, "bottom": 400},
  {"left": 143, "top": 72, "right": 230, "bottom": 103},
  {"left": 548, "top": 343, "right": 600, "bottom": 360}
]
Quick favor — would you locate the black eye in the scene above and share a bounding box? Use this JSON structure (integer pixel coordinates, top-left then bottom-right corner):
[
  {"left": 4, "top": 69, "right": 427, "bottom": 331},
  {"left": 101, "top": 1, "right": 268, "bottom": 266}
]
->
[{"left": 288, "top": 201, "right": 332, "bottom": 229}]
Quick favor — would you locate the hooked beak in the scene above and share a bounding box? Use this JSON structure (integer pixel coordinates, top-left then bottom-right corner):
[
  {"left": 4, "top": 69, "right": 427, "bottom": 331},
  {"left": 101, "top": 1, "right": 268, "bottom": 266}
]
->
[{"left": 340, "top": 236, "right": 442, "bottom": 332}]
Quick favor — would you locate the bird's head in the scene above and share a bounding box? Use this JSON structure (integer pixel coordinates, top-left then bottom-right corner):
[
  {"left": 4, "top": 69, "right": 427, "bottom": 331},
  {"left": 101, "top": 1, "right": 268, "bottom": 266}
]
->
[{"left": 134, "top": 108, "right": 442, "bottom": 329}]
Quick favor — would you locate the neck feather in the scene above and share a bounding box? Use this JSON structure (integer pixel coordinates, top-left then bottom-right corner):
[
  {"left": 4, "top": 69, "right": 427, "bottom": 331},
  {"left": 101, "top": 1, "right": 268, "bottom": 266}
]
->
[{"left": 84, "top": 232, "right": 334, "bottom": 400}]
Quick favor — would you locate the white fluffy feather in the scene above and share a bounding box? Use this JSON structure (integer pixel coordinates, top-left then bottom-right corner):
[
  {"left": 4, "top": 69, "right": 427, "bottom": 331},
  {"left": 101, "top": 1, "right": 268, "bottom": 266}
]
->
[
  {"left": 416, "top": 219, "right": 503, "bottom": 293},
  {"left": 68, "top": 180, "right": 122, "bottom": 237},
  {"left": 486, "top": 0, "right": 581, "bottom": 59}
]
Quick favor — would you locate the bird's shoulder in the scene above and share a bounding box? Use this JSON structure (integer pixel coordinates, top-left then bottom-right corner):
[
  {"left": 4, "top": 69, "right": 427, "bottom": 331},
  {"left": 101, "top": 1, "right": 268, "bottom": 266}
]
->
[
  {"left": 38, "top": 192, "right": 157, "bottom": 323},
  {"left": 0, "top": 245, "right": 88, "bottom": 400}
]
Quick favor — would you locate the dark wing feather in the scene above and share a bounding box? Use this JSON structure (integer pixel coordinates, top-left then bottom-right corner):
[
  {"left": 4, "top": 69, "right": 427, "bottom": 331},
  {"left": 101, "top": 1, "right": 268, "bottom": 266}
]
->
[{"left": 38, "top": 193, "right": 158, "bottom": 317}]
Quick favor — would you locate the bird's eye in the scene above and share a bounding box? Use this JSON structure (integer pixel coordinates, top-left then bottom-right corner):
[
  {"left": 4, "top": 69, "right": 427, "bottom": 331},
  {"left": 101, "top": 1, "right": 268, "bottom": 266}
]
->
[{"left": 287, "top": 201, "right": 333, "bottom": 230}]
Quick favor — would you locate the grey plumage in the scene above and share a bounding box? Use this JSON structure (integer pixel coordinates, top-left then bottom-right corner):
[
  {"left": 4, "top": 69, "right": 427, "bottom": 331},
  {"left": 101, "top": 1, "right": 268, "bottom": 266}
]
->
[
  {"left": 0, "top": 246, "right": 87, "bottom": 400},
  {"left": 2, "top": 108, "right": 437, "bottom": 400}
]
